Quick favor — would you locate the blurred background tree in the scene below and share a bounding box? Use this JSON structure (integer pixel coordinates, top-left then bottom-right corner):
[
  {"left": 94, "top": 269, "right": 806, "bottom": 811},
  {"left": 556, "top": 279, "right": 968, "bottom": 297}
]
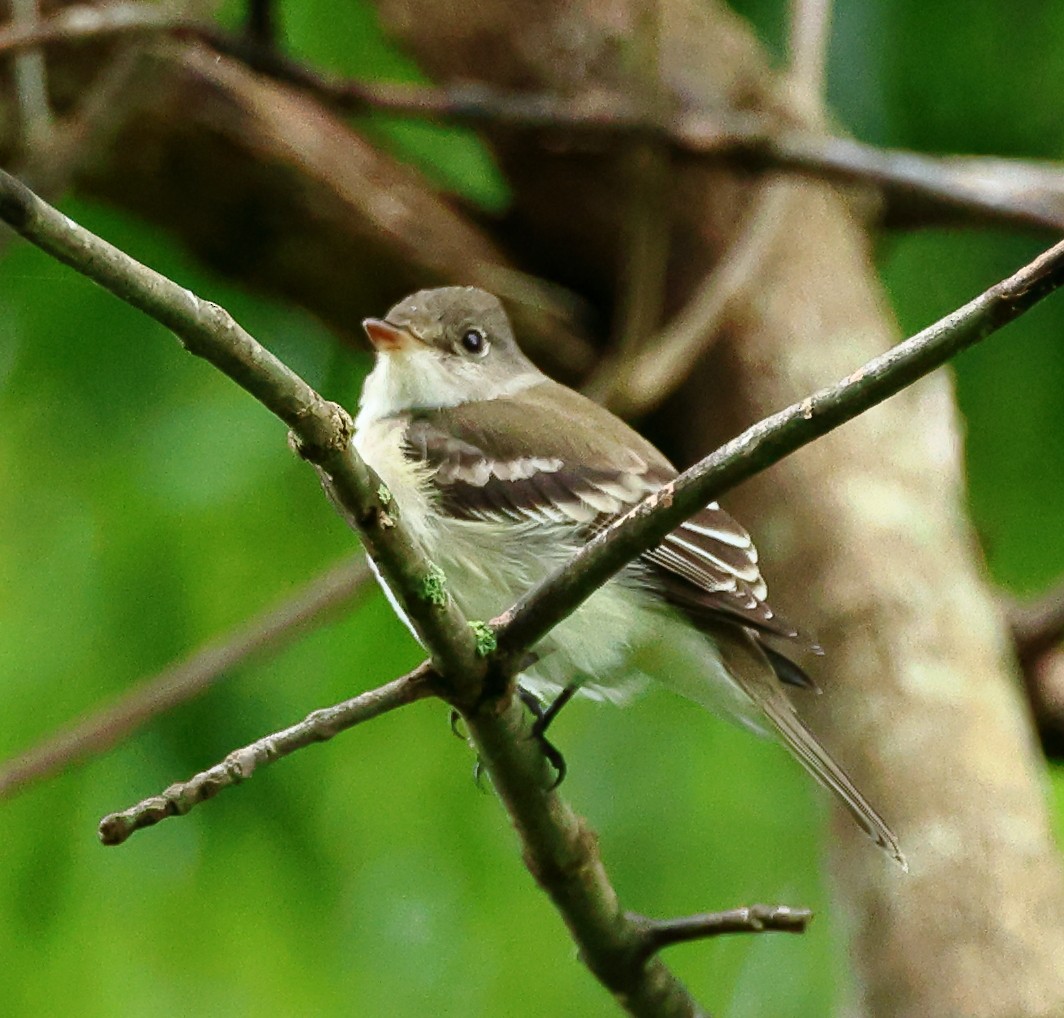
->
[{"left": 1, "top": 1, "right": 1063, "bottom": 1015}]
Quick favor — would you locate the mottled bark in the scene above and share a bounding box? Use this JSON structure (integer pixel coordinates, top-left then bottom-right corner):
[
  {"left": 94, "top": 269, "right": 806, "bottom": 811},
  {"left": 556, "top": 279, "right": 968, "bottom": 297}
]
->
[{"left": 372, "top": 2, "right": 1064, "bottom": 1016}]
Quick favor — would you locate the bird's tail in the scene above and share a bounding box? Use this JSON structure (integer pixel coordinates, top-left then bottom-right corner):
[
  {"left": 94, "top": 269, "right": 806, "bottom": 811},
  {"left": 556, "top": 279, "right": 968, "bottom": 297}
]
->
[{"left": 695, "top": 623, "right": 908, "bottom": 870}]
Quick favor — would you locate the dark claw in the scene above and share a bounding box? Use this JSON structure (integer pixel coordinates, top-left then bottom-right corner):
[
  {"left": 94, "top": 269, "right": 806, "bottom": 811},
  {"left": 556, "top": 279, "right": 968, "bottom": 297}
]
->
[{"left": 519, "top": 686, "right": 578, "bottom": 789}]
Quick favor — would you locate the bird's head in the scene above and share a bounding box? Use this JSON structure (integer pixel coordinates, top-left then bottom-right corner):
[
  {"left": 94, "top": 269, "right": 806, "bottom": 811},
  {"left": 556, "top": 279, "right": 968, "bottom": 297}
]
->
[{"left": 359, "top": 287, "right": 543, "bottom": 419}]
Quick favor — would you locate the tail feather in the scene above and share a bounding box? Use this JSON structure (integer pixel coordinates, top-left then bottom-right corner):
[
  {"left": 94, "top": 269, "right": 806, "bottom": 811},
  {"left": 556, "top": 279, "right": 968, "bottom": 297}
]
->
[
  {"left": 756, "top": 688, "right": 907, "bottom": 870},
  {"left": 713, "top": 626, "right": 907, "bottom": 870}
]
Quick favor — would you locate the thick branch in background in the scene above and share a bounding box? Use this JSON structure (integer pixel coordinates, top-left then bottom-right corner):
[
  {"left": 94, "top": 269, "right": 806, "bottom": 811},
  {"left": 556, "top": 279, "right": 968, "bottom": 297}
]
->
[
  {"left": 0, "top": 556, "right": 373, "bottom": 799},
  {"left": 372, "top": 1, "right": 1064, "bottom": 1016}
]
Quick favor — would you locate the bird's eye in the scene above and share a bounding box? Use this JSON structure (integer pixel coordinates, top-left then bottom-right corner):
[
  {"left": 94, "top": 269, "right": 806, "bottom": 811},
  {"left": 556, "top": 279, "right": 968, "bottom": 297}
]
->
[{"left": 459, "top": 328, "right": 489, "bottom": 357}]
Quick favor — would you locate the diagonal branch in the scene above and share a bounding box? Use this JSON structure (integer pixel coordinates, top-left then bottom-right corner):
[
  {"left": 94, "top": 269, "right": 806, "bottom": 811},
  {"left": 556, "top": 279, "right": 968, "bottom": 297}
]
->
[
  {"left": 630, "top": 905, "right": 812, "bottom": 965},
  {"left": 491, "top": 235, "right": 1064, "bottom": 661},
  {"left": 0, "top": 555, "right": 372, "bottom": 800},
  {"left": 99, "top": 664, "right": 434, "bottom": 845},
  {"left": 0, "top": 168, "right": 710, "bottom": 1017}
]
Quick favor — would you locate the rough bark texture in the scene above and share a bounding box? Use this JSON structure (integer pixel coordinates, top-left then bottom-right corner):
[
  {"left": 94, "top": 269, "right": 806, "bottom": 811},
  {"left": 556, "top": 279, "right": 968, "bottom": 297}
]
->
[
  {"left": 4, "top": 0, "right": 1063, "bottom": 1014},
  {"left": 371, "top": 2, "right": 1064, "bottom": 1016}
]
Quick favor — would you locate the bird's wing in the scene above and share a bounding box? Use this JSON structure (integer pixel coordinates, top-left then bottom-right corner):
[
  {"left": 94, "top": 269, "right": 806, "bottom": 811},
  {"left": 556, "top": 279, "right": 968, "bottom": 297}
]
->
[{"left": 402, "top": 381, "right": 805, "bottom": 656}]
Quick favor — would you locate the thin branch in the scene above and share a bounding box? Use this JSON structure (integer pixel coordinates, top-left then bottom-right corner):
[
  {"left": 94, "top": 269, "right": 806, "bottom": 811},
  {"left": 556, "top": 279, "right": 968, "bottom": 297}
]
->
[
  {"left": 704, "top": 127, "right": 1064, "bottom": 233},
  {"left": 598, "top": 181, "right": 792, "bottom": 417},
  {"left": 788, "top": 0, "right": 833, "bottom": 116},
  {"left": 492, "top": 236, "right": 1064, "bottom": 661},
  {"left": 630, "top": 905, "right": 812, "bottom": 963},
  {"left": 98, "top": 665, "right": 434, "bottom": 845},
  {"left": 5, "top": 9, "right": 1064, "bottom": 236},
  {"left": 0, "top": 170, "right": 715, "bottom": 1017},
  {"left": 0, "top": 556, "right": 372, "bottom": 801}
]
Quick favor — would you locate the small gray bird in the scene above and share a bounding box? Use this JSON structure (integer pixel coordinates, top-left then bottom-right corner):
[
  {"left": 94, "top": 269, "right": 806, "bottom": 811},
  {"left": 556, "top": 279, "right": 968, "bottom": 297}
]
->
[{"left": 353, "top": 285, "right": 904, "bottom": 868}]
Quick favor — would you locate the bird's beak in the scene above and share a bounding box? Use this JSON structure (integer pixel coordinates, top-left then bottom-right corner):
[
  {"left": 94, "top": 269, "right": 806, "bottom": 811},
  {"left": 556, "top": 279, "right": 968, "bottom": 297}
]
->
[{"left": 362, "top": 318, "right": 414, "bottom": 352}]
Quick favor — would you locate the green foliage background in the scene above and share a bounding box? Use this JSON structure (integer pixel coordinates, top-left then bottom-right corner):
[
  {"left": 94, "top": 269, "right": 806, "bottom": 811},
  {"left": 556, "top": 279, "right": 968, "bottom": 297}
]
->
[{"left": 1, "top": 2, "right": 1063, "bottom": 1015}]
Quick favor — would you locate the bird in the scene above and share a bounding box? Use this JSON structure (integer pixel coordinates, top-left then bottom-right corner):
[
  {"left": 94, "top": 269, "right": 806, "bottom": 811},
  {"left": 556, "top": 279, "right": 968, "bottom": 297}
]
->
[{"left": 349, "top": 285, "right": 905, "bottom": 868}]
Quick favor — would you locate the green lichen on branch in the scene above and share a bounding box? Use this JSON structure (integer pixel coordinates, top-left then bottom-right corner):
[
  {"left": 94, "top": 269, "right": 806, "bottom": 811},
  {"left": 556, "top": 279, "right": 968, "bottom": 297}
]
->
[
  {"left": 377, "top": 482, "right": 393, "bottom": 506},
  {"left": 467, "top": 620, "right": 498, "bottom": 657},
  {"left": 420, "top": 564, "right": 448, "bottom": 606}
]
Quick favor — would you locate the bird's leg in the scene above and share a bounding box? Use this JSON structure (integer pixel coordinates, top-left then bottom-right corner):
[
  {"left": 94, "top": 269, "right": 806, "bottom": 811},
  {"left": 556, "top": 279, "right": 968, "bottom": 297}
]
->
[
  {"left": 519, "top": 685, "right": 579, "bottom": 789},
  {"left": 532, "top": 684, "right": 579, "bottom": 738}
]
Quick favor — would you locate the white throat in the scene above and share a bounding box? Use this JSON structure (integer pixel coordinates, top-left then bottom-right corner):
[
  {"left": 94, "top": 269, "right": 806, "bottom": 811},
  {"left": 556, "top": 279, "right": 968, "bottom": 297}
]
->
[{"left": 356, "top": 347, "right": 543, "bottom": 429}]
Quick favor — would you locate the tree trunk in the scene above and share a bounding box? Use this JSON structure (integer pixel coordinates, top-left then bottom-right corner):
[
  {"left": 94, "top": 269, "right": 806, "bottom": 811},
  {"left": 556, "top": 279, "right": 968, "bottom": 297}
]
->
[{"left": 374, "top": 1, "right": 1064, "bottom": 1015}]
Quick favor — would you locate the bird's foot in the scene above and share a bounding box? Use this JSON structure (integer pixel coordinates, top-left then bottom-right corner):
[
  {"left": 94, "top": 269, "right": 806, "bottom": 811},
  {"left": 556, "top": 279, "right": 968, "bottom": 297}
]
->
[{"left": 519, "top": 687, "right": 579, "bottom": 790}]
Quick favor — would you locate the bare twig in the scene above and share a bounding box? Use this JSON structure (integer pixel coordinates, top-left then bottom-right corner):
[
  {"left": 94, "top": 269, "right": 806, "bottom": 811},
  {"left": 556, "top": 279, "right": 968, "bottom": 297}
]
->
[
  {"left": 98, "top": 664, "right": 434, "bottom": 845},
  {"left": 0, "top": 169, "right": 715, "bottom": 1017},
  {"left": 631, "top": 905, "right": 812, "bottom": 963},
  {"left": 598, "top": 181, "right": 793, "bottom": 417},
  {"left": 0, "top": 556, "right": 372, "bottom": 801},
  {"left": 4, "top": 9, "right": 1064, "bottom": 236}
]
